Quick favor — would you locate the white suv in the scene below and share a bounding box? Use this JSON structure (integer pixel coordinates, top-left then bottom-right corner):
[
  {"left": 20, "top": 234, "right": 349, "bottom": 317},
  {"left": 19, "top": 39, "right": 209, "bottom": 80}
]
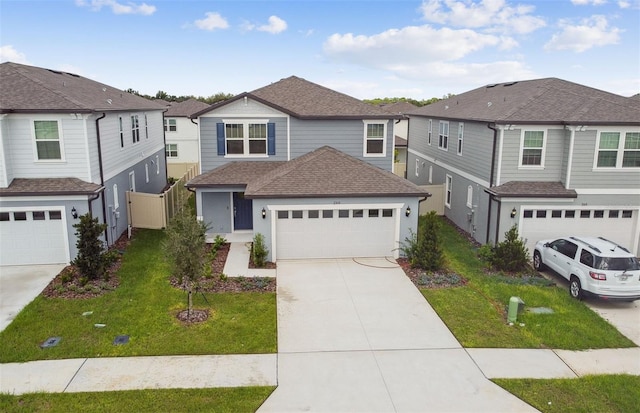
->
[{"left": 533, "top": 236, "right": 640, "bottom": 301}]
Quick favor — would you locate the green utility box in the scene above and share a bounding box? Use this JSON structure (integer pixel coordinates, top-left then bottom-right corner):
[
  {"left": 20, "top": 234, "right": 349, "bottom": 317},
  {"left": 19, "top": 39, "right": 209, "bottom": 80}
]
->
[{"left": 507, "top": 296, "right": 525, "bottom": 323}]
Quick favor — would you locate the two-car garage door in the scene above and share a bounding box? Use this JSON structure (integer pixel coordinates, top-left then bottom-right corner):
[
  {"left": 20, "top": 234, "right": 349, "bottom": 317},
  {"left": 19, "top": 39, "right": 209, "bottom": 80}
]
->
[
  {"left": 0, "top": 209, "right": 69, "bottom": 266},
  {"left": 275, "top": 206, "right": 399, "bottom": 259}
]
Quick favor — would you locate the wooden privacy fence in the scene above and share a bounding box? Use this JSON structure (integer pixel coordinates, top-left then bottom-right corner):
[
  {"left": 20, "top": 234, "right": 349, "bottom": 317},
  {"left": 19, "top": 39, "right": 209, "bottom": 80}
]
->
[
  {"left": 126, "top": 165, "right": 196, "bottom": 229},
  {"left": 419, "top": 184, "right": 445, "bottom": 216}
]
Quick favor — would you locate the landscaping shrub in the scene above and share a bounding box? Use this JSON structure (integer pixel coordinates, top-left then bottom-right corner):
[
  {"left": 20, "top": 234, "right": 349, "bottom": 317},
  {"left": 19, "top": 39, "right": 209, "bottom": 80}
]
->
[
  {"left": 398, "top": 211, "right": 444, "bottom": 271},
  {"left": 251, "top": 233, "right": 269, "bottom": 268},
  {"left": 480, "top": 225, "right": 530, "bottom": 272},
  {"left": 72, "top": 213, "right": 110, "bottom": 283}
]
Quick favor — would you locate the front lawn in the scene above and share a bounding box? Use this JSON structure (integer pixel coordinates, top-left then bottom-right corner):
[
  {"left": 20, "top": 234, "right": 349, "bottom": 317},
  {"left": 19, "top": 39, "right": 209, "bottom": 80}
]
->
[
  {"left": 0, "top": 229, "right": 277, "bottom": 363},
  {"left": 418, "top": 218, "right": 635, "bottom": 350},
  {"left": 0, "top": 387, "right": 275, "bottom": 413}
]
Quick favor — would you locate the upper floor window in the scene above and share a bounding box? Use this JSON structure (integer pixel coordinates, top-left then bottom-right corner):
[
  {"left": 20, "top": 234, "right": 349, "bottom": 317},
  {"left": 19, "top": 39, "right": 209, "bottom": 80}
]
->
[
  {"left": 166, "top": 143, "right": 178, "bottom": 158},
  {"left": 438, "top": 121, "right": 449, "bottom": 150},
  {"left": 363, "top": 120, "right": 386, "bottom": 157},
  {"left": 144, "top": 114, "right": 149, "bottom": 139},
  {"left": 520, "top": 130, "right": 545, "bottom": 167},
  {"left": 119, "top": 117, "right": 124, "bottom": 148},
  {"left": 428, "top": 119, "right": 432, "bottom": 145},
  {"left": 164, "top": 118, "right": 177, "bottom": 132},
  {"left": 595, "top": 131, "right": 640, "bottom": 169},
  {"left": 457, "top": 122, "right": 464, "bottom": 156},
  {"left": 33, "top": 120, "right": 63, "bottom": 160},
  {"left": 217, "top": 120, "right": 275, "bottom": 157},
  {"left": 131, "top": 115, "right": 140, "bottom": 143}
]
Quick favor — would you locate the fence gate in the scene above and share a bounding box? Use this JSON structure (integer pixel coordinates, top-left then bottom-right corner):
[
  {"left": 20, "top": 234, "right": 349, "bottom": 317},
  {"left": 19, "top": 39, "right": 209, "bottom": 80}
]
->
[{"left": 419, "top": 184, "right": 445, "bottom": 215}]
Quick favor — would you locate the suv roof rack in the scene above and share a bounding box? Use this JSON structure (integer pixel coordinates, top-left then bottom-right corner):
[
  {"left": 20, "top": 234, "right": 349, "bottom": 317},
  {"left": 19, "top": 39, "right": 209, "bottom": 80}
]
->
[
  {"left": 570, "top": 236, "right": 601, "bottom": 253},
  {"left": 597, "top": 237, "right": 631, "bottom": 253}
]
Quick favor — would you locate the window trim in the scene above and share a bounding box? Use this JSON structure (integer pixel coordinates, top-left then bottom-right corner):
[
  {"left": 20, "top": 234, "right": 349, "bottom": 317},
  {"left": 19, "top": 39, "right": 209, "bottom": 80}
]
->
[
  {"left": 362, "top": 120, "right": 387, "bottom": 157},
  {"left": 119, "top": 116, "right": 124, "bottom": 149},
  {"left": 466, "top": 185, "right": 473, "bottom": 208},
  {"left": 427, "top": 119, "right": 432, "bottom": 145},
  {"left": 593, "top": 129, "right": 640, "bottom": 170},
  {"left": 131, "top": 115, "right": 140, "bottom": 144},
  {"left": 445, "top": 174, "right": 452, "bottom": 208},
  {"left": 518, "top": 129, "right": 546, "bottom": 168},
  {"left": 222, "top": 119, "right": 270, "bottom": 158},
  {"left": 438, "top": 121, "right": 449, "bottom": 151},
  {"left": 144, "top": 114, "right": 149, "bottom": 139},
  {"left": 164, "top": 118, "right": 177, "bottom": 132},
  {"left": 113, "top": 184, "right": 119, "bottom": 210},
  {"left": 166, "top": 143, "right": 179, "bottom": 158},
  {"left": 32, "top": 119, "right": 65, "bottom": 162},
  {"left": 415, "top": 159, "right": 420, "bottom": 177},
  {"left": 457, "top": 122, "right": 464, "bottom": 156}
]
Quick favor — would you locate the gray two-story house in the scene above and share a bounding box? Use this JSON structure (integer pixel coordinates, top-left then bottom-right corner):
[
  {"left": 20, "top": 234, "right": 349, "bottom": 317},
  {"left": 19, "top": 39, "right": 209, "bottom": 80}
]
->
[
  {"left": 187, "top": 76, "right": 428, "bottom": 261},
  {"left": 406, "top": 78, "right": 640, "bottom": 255},
  {"left": 0, "top": 62, "right": 168, "bottom": 266}
]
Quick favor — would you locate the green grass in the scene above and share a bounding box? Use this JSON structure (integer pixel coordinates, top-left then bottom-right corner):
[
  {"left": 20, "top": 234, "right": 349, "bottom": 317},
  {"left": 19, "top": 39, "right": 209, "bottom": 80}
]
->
[
  {"left": 0, "top": 229, "right": 276, "bottom": 363},
  {"left": 494, "top": 375, "right": 640, "bottom": 413},
  {"left": 0, "top": 387, "right": 275, "bottom": 413},
  {"left": 420, "top": 218, "right": 635, "bottom": 350}
]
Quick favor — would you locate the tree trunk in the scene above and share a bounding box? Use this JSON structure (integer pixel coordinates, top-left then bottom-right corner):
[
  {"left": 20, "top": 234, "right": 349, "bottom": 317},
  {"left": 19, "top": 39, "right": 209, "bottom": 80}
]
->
[{"left": 188, "top": 288, "right": 193, "bottom": 317}]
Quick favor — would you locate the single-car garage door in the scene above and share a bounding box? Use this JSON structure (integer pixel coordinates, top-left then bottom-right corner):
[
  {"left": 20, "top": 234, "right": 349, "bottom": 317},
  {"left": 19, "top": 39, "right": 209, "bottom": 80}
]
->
[
  {"left": 520, "top": 207, "right": 639, "bottom": 256},
  {"left": 0, "top": 209, "right": 69, "bottom": 265},
  {"left": 275, "top": 207, "right": 398, "bottom": 259}
]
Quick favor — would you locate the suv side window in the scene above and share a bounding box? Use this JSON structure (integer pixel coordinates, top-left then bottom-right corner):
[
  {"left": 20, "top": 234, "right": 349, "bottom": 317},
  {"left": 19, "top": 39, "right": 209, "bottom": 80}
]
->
[
  {"left": 550, "top": 239, "right": 579, "bottom": 259},
  {"left": 579, "top": 249, "right": 595, "bottom": 268}
]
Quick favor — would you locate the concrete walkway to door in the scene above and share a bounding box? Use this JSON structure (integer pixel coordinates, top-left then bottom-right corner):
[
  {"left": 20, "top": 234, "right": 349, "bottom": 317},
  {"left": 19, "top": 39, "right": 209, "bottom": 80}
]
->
[{"left": 258, "top": 258, "right": 539, "bottom": 413}]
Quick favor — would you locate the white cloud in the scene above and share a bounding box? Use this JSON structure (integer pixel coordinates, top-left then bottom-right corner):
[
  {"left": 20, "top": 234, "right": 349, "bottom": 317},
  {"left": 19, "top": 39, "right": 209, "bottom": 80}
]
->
[
  {"left": 544, "top": 15, "right": 621, "bottom": 52},
  {"left": 0, "top": 45, "right": 29, "bottom": 64},
  {"left": 257, "top": 16, "right": 287, "bottom": 34},
  {"left": 194, "top": 12, "right": 229, "bottom": 31},
  {"left": 75, "top": 0, "right": 156, "bottom": 15},
  {"left": 571, "top": 0, "right": 607, "bottom": 5},
  {"left": 617, "top": 0, "right": 640, "bottom": 8},
  {"left": 419, "top": 0, "right": 546, "bottom": 35}
]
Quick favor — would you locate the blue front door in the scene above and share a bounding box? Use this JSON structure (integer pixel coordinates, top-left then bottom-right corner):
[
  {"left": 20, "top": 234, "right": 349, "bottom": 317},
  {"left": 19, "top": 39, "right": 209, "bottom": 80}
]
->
[{"left": 233, "top": 192, "right": 253, "bottom": 230}]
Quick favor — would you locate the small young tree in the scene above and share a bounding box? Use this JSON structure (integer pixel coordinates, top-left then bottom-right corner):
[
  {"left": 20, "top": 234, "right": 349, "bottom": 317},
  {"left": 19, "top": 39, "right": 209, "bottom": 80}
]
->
[
  {"left": 490, "top": 225, "right": 530, "bottom": 272},
  {"left": 251, "top": 233, "right": 269, "bottom": 268},
  {"left": 415, "top": 211, "right": 444, "bottom": 271},
  {"left": 73, "top": 213, "right": 109, "bottom": 283},
  {"left": 164, "top": 209, "right": 209, "bottom": 315}
]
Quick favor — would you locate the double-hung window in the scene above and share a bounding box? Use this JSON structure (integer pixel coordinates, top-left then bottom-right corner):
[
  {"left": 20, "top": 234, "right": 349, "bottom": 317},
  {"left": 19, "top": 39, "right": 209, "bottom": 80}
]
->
[
  {"left": 596, "top": 131, "right": 640, "bottom": 168},
  {"left": 457, "top": 122, "right": 464, "bottom": 155},
  {"left": 428, "top": 119, "right": 432, "bottom": 145},
  {"left": 248, "top": 123, "right": 267, "bottom": 154},
  {"left": 520, "top": 130, "right": 545, "bottom": 167},
  {"left": 119, "top": 116, "right": 124, "bottom": 148},
  {"left": 131, "top": 115, "right": 140, "bottom": 143},
  {"left": 438, "top": 121, "right": 449, "bottom": 150},
  {"left": 164, "top": 118, "right": 177, "bottom": 132},
  {"left": 445, "top": 175, "right": 452, "bottom": 208},
  {"left": 363, "top": 120, "right": 386, "bottom": 156},
  {"left": 220, "top": 120, "right": 273, "bottom": 157},
  {"left": 33, "top": 120, "right": 63, "bottom": 160},
  {"left": 165, "top": 143, "right": 178, "bottom": 158}
]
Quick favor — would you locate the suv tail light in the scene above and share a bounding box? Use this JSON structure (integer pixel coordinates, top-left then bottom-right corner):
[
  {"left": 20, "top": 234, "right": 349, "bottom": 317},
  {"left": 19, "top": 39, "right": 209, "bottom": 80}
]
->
[{"left": 589, "top": 271, "right": 607, "bottom": 280}]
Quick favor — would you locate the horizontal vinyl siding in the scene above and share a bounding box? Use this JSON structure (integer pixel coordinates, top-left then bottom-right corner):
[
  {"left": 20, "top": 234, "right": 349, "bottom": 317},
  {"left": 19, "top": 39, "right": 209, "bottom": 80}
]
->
[
  {"left": 407, "top": 117, "right": 493, "bottom": 183},
  {"left": 290, "top": 118, "right": 393, "bottom": 170},
  {"left": 0, "top": 120, "right": 9, "bottom": 187},
  {"left": 498, "top": 127, "right": 564, "bottom": 184},
  {"left": 570, "top": 129, "right": 640, "bottom": 189}
]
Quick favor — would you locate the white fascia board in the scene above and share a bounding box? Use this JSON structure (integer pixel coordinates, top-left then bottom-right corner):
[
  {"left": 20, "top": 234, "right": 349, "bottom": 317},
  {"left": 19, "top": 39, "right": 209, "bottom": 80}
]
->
[
  {"left": 575, "top": 188, "right": 640, "bottom": 195},
  {"left": 408, "top": 148, "right": 490, "bottom": 187},
  {"left": 266, "top": 203, "right": 405, "bottom": 211}
]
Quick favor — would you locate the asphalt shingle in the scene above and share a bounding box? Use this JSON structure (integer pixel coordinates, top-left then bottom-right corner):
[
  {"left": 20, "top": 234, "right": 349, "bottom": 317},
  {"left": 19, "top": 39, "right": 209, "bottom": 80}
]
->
[
  {"left": 487, "top": 181, "right": 578, "bottom": 198},
  {"left": 0, "top": 178, "right": 103, "bottom": 196}
]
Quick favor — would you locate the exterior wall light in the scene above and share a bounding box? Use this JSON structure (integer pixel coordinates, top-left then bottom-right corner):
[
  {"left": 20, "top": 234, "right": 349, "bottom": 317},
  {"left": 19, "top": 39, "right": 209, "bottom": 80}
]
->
[
  {"left": 405, "top": 206, "right": 411, "bottom": 217},
  {"left": 71, "top": 207, "right": 78, "bottom": 219},
  {"left": 510, "top": 207, "right": 517, "bottom": 218},
  {"left": 262, "top": 207, "right": 266, "bottom": 219}
]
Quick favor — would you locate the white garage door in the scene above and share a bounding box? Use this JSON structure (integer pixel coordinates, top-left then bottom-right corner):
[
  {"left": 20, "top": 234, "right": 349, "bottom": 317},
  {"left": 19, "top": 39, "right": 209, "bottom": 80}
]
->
[
  {"left": 0, "top": 209, "right": 69, "bottom": 265},
  {"left": 275, "top": 207, "right": 398, "bottom": 259},
  {"left": 520, "top": 207, "right": 639, "bottom": 256}
]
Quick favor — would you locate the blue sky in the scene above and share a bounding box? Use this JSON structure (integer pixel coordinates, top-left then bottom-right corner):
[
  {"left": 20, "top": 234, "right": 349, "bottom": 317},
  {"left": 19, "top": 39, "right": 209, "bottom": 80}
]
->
[{"left": 1, "top": 0, "right": 639, "bottom": 99}]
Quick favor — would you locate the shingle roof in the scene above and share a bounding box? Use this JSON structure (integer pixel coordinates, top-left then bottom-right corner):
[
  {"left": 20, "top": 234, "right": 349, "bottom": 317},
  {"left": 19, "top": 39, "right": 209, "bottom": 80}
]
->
[
  {"left": 0, "top": 62, "right": 165, "bottom": 113},
  {"left": 486, "top": 181, "right": 577, "bottom": 198},
  {"left": 192, "top": 76, "right": 398, "bottom": 120},
  {"left": 394, "top": 136, "right": 407, "bottom": 147},
  {"left": 407, "top": 78, "right": 640, "bottom": 125},
  {"left": 164, "top": 98, "right": 210, "bottom": 117},
  {"left": 379, "top": 101, "right": 418, "bottom": 115},
  {"left": 0, "top": 178, "right": 103, "bottom": 196},
  {"left": 187, "top": 147, "right": 428, "bottom": 199}
]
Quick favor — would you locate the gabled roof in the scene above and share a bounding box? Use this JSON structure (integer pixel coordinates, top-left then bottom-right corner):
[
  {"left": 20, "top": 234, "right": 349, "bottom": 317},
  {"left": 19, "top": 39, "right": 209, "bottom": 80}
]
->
[
  {"left": 407, "top": 78, "right": 640, "bottom": 126},
  {"left": 191, "top": 76, "right": 398, "bottom": 120},
  {"left": 0, "top": 62, "right": 165, "bottom": 114},
  {"left": 486, "top": 181, "right": 577, "bottom": 199},
  {"left": 379, "top": 101, "right": 418, "bottom": 115},
  {"left": 188, "top": 146, "right": 428, "bottom": 199},
  {"left": 0, "top": 178, "right": 103, "bottom": 196},
  {"left": 164, "top": 98, "right": 209, "bottom": 117}
]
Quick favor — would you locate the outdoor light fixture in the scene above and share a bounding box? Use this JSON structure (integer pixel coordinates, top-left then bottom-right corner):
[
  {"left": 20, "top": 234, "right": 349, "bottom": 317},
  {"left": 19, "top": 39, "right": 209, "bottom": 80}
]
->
[
  {"left": 71, "top": 207, "right": 78, "bottom": 219},
  {"left": 405, "top": 206, "right": 411, "bottom": 217},
  {"left": 510, "top": 207, "right": 517, "bottom": 218},
  {"left": 262, "top": 207, "right": 266, "bottom": 219}
]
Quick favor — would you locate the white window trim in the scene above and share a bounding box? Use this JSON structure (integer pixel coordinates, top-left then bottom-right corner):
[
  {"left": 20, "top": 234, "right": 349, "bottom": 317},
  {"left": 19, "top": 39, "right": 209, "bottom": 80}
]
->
[
  {"left": 31, "top": 119, "right": 66, "bottom": 162},
  {"left": 165, "top": 118, "right": 177, "bottom": 133},
  {"left": 438, "top": 121, "right": 449, "bottom": 151},
  {"left": 144, "top": 114, "right": 149, "bottom": 139},
  {"left": 223, "top": 119, "right": 270, "bottom": 158},
  {"left": 428, "top": 165, "right": 433, "bottom": 184},
  {"left": 166, "top": 143, "right": 179, "bottom": 158},
  {"left": 466, "top": 185, "right": 473, "bottom": 208},
  {"left": 415, "top": 159, "right": 420, "bottom": 177},
  {"left": 457, "top": 122, "right": 464, "bottom": 156},
  {"left": 518, "top": 129, "right": 546, "bottom": 169},
  {"left": 129, "top": 171, "right": 136, "bottom": 192},
  {"left": 131, "top": 115, "right": 140, "bottom": 144},
  {"left": 119, "top": 116, "right": 125, "bottom": 149},
  {"left": 113, "top": 184, "right": 119, "bottom": 210},
  {"left": 592, "top": 128, "right": 640, "bottom": 170},
  {"left": 145, "top": 164, "right": 149, "bottom": 183},
  {"left": 445, "top": 174, "right": 452, "bottom": 208},
  {"left": 428, "top": 119, "right": 432, "bottom": 145},
  {"left": 156, "top": 155, "right": 160, "bottom": 174},
  {"left": 362, "top": 120, "right": 387, "bottom": 157}
]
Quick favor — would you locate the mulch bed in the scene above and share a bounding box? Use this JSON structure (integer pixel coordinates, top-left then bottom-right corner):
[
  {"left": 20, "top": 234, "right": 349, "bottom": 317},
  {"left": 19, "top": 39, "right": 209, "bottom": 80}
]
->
[
  {"left": 176, "top": 308, "right": 209, "bottom": 323},
  {"left": 398, "top": 258, "right": 466, "bottom": 289},
  {"left": 42, "top": 231, "right": 133, "bottom": 299}
]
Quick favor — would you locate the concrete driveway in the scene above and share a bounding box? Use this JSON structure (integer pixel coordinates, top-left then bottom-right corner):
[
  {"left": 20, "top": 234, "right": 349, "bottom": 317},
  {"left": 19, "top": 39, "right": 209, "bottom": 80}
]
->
[
  {"left": 0, "top": 264, "right": 65, "bottom": 332},
  {"left": 258, "top": 259, "right": 537, "bottom": 413},
  {"left": 541, "top": 270, "right": 640, "bottom": 345}
]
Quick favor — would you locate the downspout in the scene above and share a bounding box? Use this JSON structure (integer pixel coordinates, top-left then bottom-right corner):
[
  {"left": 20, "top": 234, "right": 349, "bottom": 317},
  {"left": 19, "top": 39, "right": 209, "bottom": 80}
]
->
[
  {"left": 87, "top": 190, "right": 102, "bottom": 217},
  {"left": 191, "top": 117, "right": 201, "bottom": 175},
  {"left": 95, "top": 113, "right": 108, "bottom": 243},
  {"left": 404, "top": 116, "right": 410, "bottom": 179},
  {"left": 565, "top": 125, "right": 576, "bottom": 189},
  {"left": 486, "top": 123, "right": 498, "bottom": 244}
]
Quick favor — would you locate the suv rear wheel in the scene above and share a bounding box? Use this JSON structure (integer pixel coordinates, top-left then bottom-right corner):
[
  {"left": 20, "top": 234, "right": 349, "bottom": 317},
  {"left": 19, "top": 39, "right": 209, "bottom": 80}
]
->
[
  {"left": 533, "top": 251, "right": 545, "bottom": 271},
  {"left": 569, "top": 276, "right": 583, "bottom": 300}
]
